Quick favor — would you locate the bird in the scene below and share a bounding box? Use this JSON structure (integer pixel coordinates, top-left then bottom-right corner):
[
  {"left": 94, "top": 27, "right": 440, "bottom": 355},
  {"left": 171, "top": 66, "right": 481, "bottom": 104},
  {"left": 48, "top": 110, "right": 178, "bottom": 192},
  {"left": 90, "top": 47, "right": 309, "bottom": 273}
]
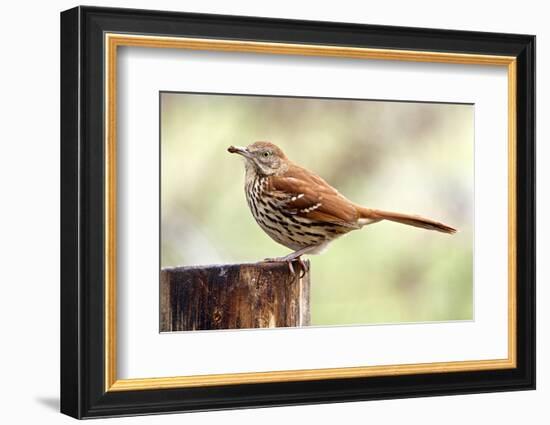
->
[{"left": 228, "top": 141, "right": 456, "bottom": 274}]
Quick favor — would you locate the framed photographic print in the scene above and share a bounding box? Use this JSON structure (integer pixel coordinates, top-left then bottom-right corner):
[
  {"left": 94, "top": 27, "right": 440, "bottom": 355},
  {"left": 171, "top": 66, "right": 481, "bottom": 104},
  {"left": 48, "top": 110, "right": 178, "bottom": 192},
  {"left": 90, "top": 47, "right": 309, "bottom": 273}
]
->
[{"left": 60, "top": 6, "right": 535, "bottom": 419}]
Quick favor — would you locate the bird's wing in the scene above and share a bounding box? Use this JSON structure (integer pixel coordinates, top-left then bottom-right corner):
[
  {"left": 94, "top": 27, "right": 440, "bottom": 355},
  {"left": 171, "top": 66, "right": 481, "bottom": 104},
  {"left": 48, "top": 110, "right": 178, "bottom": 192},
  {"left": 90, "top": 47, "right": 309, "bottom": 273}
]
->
[{"left": 268, "top": 165, "right": 360, "bottom": 227}]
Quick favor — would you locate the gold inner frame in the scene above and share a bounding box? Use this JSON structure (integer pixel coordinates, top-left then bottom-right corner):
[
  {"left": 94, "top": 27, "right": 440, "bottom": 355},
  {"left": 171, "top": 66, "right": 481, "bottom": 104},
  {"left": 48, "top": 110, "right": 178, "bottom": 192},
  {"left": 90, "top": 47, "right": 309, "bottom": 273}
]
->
[{"left": 104, "top": 33, "right": 517, "bottom": 392}]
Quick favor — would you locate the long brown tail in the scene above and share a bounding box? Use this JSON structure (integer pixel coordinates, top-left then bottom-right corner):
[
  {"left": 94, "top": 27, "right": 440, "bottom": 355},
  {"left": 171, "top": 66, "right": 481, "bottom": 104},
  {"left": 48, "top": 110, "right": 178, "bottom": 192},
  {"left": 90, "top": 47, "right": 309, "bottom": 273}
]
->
[{"left": 359, "top": 207, "right": 457, "bottom": 234}]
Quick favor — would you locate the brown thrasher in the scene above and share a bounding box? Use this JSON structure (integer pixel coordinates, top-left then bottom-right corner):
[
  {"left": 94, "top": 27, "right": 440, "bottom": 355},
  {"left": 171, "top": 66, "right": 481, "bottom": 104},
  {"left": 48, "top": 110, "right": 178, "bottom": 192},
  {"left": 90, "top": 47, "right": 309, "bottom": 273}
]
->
[{"left": 228, "top": 141, "right": 456, "bottom": 273}]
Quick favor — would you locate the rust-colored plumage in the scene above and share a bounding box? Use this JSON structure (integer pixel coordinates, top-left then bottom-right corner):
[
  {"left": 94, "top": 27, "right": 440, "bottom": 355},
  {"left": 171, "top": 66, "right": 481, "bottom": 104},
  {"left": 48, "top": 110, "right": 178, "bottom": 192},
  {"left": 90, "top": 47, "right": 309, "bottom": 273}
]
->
[{"left": 228, "top": 141, "right": 456, "bottom": 269}]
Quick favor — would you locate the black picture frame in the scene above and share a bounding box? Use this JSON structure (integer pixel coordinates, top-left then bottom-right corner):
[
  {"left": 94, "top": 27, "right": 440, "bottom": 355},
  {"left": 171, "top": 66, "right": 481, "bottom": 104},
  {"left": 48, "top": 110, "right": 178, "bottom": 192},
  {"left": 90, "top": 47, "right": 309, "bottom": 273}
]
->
[{"left": 60, "top": 5, "right": 535, "bottom": 419}]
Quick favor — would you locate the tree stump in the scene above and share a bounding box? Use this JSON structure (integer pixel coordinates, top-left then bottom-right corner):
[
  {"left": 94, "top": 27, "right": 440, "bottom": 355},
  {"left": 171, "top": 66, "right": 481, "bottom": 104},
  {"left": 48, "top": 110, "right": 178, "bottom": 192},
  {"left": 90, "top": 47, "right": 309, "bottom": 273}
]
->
[{"left": 160, "top": 261, "right": 310, "bottom": 332}]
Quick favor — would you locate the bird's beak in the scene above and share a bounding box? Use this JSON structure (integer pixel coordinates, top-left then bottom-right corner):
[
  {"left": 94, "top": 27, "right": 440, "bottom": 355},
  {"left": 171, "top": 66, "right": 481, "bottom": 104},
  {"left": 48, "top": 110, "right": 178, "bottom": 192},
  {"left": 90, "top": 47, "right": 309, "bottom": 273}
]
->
[{"left": 227, "top": 145, "right": 251, "bottom": 158}]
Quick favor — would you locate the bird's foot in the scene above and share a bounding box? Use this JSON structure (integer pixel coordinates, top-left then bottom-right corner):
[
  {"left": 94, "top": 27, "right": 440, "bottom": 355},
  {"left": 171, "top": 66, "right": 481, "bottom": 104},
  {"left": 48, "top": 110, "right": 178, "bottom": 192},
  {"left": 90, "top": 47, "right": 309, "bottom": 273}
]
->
[
  {"left": 263, "top": 256, "right": 296, "bottom": 274},
  {"left": 263, "top": 255, "right": 309, "bottom": 278}
]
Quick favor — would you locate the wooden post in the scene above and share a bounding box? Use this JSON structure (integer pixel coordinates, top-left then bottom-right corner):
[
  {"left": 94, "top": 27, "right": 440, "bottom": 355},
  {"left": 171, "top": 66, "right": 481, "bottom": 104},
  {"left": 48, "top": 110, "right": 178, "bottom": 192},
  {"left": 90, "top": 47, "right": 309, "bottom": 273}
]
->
[{"left": 160, "top": 261, "right": 310, "bottom": 332}]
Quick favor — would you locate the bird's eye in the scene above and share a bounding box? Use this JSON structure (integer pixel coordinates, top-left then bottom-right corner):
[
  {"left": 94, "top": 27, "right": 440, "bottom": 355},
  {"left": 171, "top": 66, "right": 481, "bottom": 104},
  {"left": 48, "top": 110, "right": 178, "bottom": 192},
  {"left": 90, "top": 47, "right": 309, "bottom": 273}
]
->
[{"left": 263, "top": 151, "right": 271, "bottom": 157}]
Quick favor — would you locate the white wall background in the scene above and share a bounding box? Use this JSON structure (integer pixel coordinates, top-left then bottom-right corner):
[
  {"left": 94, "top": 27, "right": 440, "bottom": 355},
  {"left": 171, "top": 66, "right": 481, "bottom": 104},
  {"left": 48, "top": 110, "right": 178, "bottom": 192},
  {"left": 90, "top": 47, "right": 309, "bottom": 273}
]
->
[{"left": 0, "top": 1, "right": 545, "bottom": 423}]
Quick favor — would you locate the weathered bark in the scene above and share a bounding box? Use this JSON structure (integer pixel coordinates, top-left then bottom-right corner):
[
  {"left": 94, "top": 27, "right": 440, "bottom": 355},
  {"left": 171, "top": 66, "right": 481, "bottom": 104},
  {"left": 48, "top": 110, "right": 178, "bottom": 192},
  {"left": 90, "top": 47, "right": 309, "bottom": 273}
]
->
[{"left": 160, "top": 261, "right": 310, "bottom": 332}]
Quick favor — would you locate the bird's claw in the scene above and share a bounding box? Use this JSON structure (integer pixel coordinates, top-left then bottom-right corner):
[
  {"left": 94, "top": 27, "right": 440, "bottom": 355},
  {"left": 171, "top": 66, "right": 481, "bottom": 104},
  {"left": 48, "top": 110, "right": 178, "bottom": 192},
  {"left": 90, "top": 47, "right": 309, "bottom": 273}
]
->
[{"left": 296, "top": 257, "right": 309, "bottom": 279}]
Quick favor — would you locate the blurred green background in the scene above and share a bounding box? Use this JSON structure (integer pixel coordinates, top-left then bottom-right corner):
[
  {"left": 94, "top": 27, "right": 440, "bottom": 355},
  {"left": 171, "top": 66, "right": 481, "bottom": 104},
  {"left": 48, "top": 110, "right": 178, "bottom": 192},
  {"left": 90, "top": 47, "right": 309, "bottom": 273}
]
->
[{"left": 160, "top": 92, "right": 473, "bottom": 326}]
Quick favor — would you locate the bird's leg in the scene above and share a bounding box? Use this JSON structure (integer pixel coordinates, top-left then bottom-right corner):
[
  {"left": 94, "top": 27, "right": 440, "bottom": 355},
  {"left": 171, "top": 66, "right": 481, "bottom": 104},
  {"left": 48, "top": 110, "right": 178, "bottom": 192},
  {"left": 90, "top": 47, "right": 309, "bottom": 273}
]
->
[{"left": 264, "top": 246, "right": 316, "bottom": 276}]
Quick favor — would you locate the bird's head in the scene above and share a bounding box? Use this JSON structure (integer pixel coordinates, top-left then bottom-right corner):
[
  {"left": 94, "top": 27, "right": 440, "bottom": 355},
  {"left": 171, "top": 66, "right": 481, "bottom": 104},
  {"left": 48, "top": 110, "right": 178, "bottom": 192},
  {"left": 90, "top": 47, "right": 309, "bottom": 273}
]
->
[{"left": 228, "top": 141, "right": 288, "bottom": 176}]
